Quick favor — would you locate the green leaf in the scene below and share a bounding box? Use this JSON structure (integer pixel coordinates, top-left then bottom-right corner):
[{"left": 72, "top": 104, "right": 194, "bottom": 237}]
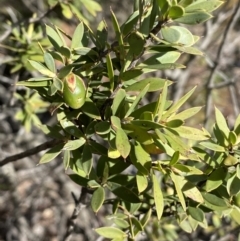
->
[
  {"left": 205, "top": 167, "right": 227, "bottom": 192},
  {"left": 110, "top": 8, "right": 124, "bottom": 52},
  {"left": 16, "top": 80, "right": 51, "bottom": 87},
  {"left": 107, "top": 182, "right": 140, "bottom": 203},
  {"left": 38, "top": 124, "right": 64, "bottom": 139},
  {"left": 131, "top": 120, "right": 164, "bottom": 130},
  {"left": 140, "top": 52, "right": 181, "bottom": 66},
  {"left": 68, "top": 174, "right": 89, "bottom": 187},
  {"left": 134, "top": 142, "right": 152, "bottom": 171},
  {"left": 125, "top": 84, "right": 149, "bottom": 118},
  {"left": 81, "top": 0, "right": 102, "bottom": 16},
  {"left": 162, "top": 86, "right": 196, "bottom": 120},
  {"left": 169, "top": 106, "right": 202, "bottom": 120},
  {"left": 96, "top": 156, "right": 109, "bottom": 184},
  {"left": 171, "top": 26, "right": 194, "bottom": 47},
  {"left": 139, "top": 209, "right": 152, "bottom": 227},
  {"left": 121, "top": 10, "right": 139, "bottom": 36},
  {"left": 125, "top": 78, "right": 172, "bottom": 92},
  {"left": 46, "top": 25, "right": 64, "bottom": 50},
  {"left": 227, "top": 175, "right": 240, "bottom": 196},
  {"left": 73, "top": 47, "right": 98, "bottom": 56},
  {"left": 81, "top": 98, "right": 101, "bottom": 120},
  {"left": 130, "top": 101, "right": 172, "bottom": 119},
  {"left": 185, "top": 0, "right": 223, "bottom": 12},
  {"left": 95, "top": 121, "right": 111, "bottom": 135},
  {"left": 116, "top": 128, "right": 131, "bottom": 159},
  {"left": 58, "top": 65, "right": 73, "bottom": 79},
  {"left": 71, "top": 22, "right": 84, "bottom": 49},
  {"left": 111, "top": 116, "right": 121, "bottom": 130},
  {"left": 168, "top": 5, "right": 185, "bottom": 19},
  {"left": 39, "top": 142, "right": 65, "bottom": 164},
  {"left": 128, "top": 31, "right": 145, "bottom": 56},
  {"left": 161, "top": 26, "right": 181, "bottom": 43},
  {"left": 202, "top": 192, "right": 229, "bottom": 210},
  {"left": 95, "top": 227, "right": 127, "bottom": 239},
  {"left": 169, "top": 151, "right": 180, "bottom": 166},
  {"left": 63, "top": 138, "right": 86, "bottom": 151},
  {"left": 28, "top": 60, "right": 56, "bottom": 77},
  {"left": 215, "top": 107, "right": 230, "bottom": 138},
  {"left": 173, "top": 126, "right": 209, "bottom": 140},
  {"left": 91, "top": 187, "right": 105, "bottom": 213},
  {"left": 181, "top": 180, "right": 204, "bottom": 203},
  {"left": 154, "top": 81, "right": 168, "bottom": 121},
  {"left": 63, "top": 150, "right": 70, "bottom": 170},
  {"left": 106, "top": 54, "right": 114, "bottom": 91},
  {"left": 44, "top": 52, "right": 56, "bottom": 73},
  {"left": 173, "top": 45, "right": 203, "bottom": 55},
  {"left": 200, "top": 141, "right": 225, "bottom": 152},
  {"left": 123, "top": 123, "right": 154, "bottom": 145},
  {"left": 136, "top": 171, "right": 148, "bottom": 193},
  {"left": 52, "top": 77, "right": 63, "bottom": 91},
  {"left": 187, "top": 207, "right": 204, "bottom": 223},
  {"left": 60, "top": 119, "right": 84, "bottom": 138},
  {"left": 82, "top": 144, "right": 93, "bottom": 176},
  {"left": 131, "top": 216, "right": 143, "bottom": 233},
  {"left": 96, "top": 20, "right": 108, "bottom": 50},
  {"left": 121, "top": 69, "right": 143, "bottom": 81},
  {"left": 228, "top": 131, "right": 237, "bottom": 145},
  {"left": 170, "top": 172, "right": 186, "bottom": 210},
  {"left": 165, "top": 119, "right": 184, "bottom": 128},
  {"left": 112, "top": 89, "right": 126, "bottom": 116},
  {"left": 224, "top": 155, "right": 239, "bottom": 166},
  {"left": 152, "top": 173, "right": 164, "bottom": 220},
  {"left": 175, "top": 11, "right": 212, "bottom": 25}
]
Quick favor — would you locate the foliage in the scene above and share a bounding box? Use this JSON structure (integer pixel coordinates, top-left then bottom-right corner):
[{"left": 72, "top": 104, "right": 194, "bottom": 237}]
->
[{"left": 5, "top": 0, "right": 240, "bottom": 240}]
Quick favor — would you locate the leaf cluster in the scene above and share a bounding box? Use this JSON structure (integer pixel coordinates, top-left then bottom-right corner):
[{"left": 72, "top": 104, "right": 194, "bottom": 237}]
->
[{"left": 13, "top": 0, "right": 240, "bottom": 240}]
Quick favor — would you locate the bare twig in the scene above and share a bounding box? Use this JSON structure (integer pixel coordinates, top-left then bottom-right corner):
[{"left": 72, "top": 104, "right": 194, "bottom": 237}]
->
[
  {"left": 62, "top": 188, "right": 88, "bottom": 241},
  {"left": 0, "top": 139, "right": 64, "bottom": 167},
  {"left": 204, "top": 0, "right": 240, "bottom": 126},
  {"left": 0, "top": 3, "right": 59, "bottom": 43}
]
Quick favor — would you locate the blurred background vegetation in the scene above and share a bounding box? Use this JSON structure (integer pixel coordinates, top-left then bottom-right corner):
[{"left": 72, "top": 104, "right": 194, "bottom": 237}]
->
[{"left": 0, "top": 0, "right": 240, "bottom": 240}]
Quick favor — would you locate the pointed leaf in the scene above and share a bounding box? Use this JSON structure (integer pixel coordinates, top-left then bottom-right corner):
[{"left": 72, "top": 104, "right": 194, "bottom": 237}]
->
[
  {"left": 39, "top": 142, "right": 65, "bottom": 164},
  {"left": 44, "top": 52, "right": 56, "bottom": 73},
  {"left": 152, "top": 173, "right": 164, "bottom": 220},
  {"left": 82, "top": 144, "right": 93, "bottom": 176},
  {"left": 170, "top": 172, "right": 186, "bottom": 210},
  {"left": 175, "top": 11, "right": 212, "bottom": 25},
  {"left": 205, "top": 167, "right": 227, "bottom": 192},
  {"left": 91, "top": 187, "right": 105, "bottom": 213},
  {"left": 116, "top": 128, "right": 131, "bottom": 159},
  {"left": 215, "top": 107, "right": 230, "bottom": 138},
  {"left": 71, "top": 22, "right": 84, "bottom": 49},
  {"left": 200, "top": 141, "right": 225, "bottom": 152},
  {"left": 63, "top": 138, "right": 86, "bottom": 150},
  {"left": 186, "top": 0, "right": 223, "bottom": 12},
  {"left": 95, "top": 227, "right": 127, "bottom": 239},
  {"left": 161, "top": 26, "right": 181, "bottom": 44},
  {"left": 125, "top": 84, "right": 149, "bottom": 118},
  {"left": 28, "top": 60, "right": 56, "bottom": 77},
  {"left": 187, "top": 207, "right": 204, "bottom": 223},
  {"left": 126, "top": 78, "right": 172, "bottom": 92},
  {"left": 136, "top": 171, "right": 148, "bottom": 193}
]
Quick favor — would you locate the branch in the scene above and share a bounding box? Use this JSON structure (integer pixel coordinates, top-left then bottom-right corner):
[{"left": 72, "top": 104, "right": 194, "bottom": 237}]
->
[
  {"left": 0, "top": 139, "right": 64, "bottom": 167},
  {"left": 0, "top": 2, "right": 59, "bottom": 43},
  {"left": 204, "top": 1, "right": 240, "bottom": 125},
  {"left": 62, "top": 188, "right": 88, "bottom": 241}
]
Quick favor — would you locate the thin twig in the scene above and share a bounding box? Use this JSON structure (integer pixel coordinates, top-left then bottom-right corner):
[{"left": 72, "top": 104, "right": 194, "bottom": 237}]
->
[
  {"left": 0, "top": 139, "right": 64, "bottom": 167},
  {"left": 62, "top": 188, "right": 88, "bottom": 241},
  {"left": 0, "top": 3, "right": 59, "bottom": 43},
  {"left": 204, "top": 0, "right": 240, "bottom": 126}
]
